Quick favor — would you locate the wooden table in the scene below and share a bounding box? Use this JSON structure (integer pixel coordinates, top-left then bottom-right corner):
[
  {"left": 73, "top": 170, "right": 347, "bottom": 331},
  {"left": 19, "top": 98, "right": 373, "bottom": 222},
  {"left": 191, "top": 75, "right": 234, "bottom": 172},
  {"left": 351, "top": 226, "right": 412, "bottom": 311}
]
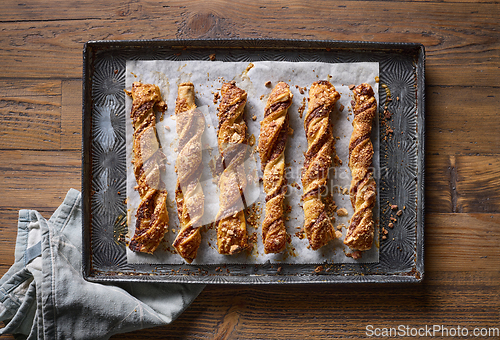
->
[{"left": 1, "top": 1, "right": 498, "bottom": 339}]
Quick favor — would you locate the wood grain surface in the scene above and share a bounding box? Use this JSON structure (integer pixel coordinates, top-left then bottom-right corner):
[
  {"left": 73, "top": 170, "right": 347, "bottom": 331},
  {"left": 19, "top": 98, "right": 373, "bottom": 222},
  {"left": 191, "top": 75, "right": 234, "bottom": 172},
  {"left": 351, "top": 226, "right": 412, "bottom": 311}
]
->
[{"left": 1, "top": 0, "right": 499, "bottom": 339}]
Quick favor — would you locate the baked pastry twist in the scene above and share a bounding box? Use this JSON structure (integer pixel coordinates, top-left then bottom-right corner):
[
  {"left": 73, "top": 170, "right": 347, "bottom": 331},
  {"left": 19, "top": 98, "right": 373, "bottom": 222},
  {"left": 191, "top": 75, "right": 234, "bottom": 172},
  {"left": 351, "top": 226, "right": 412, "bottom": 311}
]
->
[
  {"left": 126, "top": 82, "right": 169, "bottom": 254},
  {"left": 215, "top": 82, "right": 249, "bottom": 255},
  {"left": 258, "top": 82, "right": 292, "bottom": 254},
  {"left": 172, "top": 82, "right": 205, "bottom": 263},
  {"left": 344, "top": 83, "right": 377, "bottom": 251},
  {"left": 301, "top": 81, "right": 340, "bottom": 250}
]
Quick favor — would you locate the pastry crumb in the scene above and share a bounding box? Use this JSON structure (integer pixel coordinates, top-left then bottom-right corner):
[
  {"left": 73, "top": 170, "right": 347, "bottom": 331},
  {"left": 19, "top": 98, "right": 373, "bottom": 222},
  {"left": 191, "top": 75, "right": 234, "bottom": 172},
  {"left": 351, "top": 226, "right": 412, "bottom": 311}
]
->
[
  {"left": 298, "top": 97, "right": 306, "bottom": 118},
  {"left": 337, "top": 208, "right": 348, "bottom": 217},
  {"left": 209, "top": 53, "right": 216, "bottom": 61},
  {"left": 265, "top": 80, "right": 272, "bottom": 87},
  {"left": 248, "top": 134, "right": 256, "bottom": 146},
  {"left": 294, "top": 229, "right": 305, "bottom": 239},
  {"left": 333, "top": 154, "right": 342, "bottom": 166},
  {"left": 314, "top": 265, "right": 323, "bottom": 273},
  {"left": 346, "top": 250, "right": 362, "bottom": 259},
  {"left": 213, "top": 92, "right": 220, "bottom": 104}
]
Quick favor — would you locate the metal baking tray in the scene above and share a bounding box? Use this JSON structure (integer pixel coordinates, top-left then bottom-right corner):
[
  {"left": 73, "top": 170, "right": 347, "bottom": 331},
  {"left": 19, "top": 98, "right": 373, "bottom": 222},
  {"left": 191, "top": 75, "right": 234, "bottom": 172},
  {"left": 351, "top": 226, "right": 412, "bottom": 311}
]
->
[{"left": 82, "top": 39, "right": 425, "bottom": 284}]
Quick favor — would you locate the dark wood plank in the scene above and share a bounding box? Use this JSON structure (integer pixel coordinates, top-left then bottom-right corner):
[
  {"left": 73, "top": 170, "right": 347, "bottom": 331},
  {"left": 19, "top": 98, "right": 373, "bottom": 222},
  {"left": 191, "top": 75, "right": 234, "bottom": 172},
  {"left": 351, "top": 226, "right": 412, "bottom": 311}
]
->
[
  {"left": 61, "top": 80, "right": 82, "bottom": 149},
  {"left": 0, "top": 150, "right": 80, "bottom": 211},
  {"left": 0, "top": 94, "right": 61, "bottom": 149},
  {"left": 3, "top": 82, "right": 498, "bottom": 156},
  {"left": 0, "top": 79, "right": 61, "bottom": 97},
  {"left": 2, "top": 0, "right": 497, "bottom": 22},
  {"left": 0, "top": 1, "right": 499, "bottom": 339},
  {"left": 425, "top": 155, "right": 453, "bottom": 212},
  {"left": 426, "top": 86, "right": 500, "bottom": 156},
  {"left": 455, "top": 156, "right": 500, "bottom": 212},
  {"left": 426, "top": 155, "right": 500, "bottom": 213},
  {"left": 0, "top": 1, "right": 498, "bottom": 86},
  {"left": 1, "top": 209, "right": 497, "bottom": 277},
  {"left": 425, "top": 213, "right": 500, "bottom": 272},
  {"left": 0, "top": 210, "right": 18, "bottom": 274},
  {"left": 109, "top": 271, "right": 499, "bottom": 340},
  {"left": 0, "top": 150, "right": 80, "bottom": 281}
]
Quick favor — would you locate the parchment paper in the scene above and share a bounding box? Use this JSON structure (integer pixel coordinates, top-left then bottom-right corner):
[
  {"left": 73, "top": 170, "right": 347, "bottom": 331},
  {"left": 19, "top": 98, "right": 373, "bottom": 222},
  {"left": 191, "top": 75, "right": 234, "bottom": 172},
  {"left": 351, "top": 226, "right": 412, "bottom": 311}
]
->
[{"left": 125, "top": 60, "right": 379, "bottom": 265}]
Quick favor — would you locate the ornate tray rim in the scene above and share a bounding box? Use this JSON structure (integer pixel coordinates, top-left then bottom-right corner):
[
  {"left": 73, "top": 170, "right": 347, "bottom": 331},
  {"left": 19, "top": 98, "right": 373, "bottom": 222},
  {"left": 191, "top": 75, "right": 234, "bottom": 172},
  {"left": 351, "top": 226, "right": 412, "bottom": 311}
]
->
[{"left": 82, "top": 38, "right": 425, "bottom": 284}]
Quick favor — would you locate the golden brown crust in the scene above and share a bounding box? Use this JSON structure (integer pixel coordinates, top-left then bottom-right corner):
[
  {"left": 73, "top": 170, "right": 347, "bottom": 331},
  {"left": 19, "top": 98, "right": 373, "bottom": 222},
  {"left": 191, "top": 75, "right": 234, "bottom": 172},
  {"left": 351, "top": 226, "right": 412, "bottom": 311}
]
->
[
  {"left": 258, "top": 82, "right": 292, "bottom": 254},
  {"left": 215, "top": 82, "right": 249, "bottom": 255},
  {"left": 301, "top": 80, "right": 340, "bottom": 250},
  {"left": 127, "top": 82, "right": 169, "bottom": 254},
  {"left": 344, "top": 83, "right": 377, "bottom": 251},
  {"left": 172, "top": 82, "right": 205, "bottom": 263}
]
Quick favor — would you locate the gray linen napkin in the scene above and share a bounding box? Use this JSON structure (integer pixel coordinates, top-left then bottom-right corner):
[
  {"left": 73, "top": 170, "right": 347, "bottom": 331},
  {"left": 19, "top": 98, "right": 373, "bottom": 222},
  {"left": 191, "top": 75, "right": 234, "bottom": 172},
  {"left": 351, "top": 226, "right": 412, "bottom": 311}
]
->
[{"left": 0, "top": 189, "right": 205, "bottom": 340}]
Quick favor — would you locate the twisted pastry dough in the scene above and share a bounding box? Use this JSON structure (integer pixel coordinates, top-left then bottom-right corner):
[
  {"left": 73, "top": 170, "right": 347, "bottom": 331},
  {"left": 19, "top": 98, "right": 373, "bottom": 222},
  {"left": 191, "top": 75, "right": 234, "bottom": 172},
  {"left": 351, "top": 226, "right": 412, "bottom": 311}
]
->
[
  {"left": 127, "top": 82, "right": 169, "bottom": 254},
  {"left": 258, "top": 82, "right": 292, "bottom": 254},
  {"left": 301, "top": 80, "right": 340, "bottom": 250},
  {"left": 172, "top": 82, "right": 205, "bottom": 263},
  {"left": 215, "top": 82, "right": 249, "bottom": 255},
  {"left": 344, "top": 83, "right": 377, "bottom": 251}
]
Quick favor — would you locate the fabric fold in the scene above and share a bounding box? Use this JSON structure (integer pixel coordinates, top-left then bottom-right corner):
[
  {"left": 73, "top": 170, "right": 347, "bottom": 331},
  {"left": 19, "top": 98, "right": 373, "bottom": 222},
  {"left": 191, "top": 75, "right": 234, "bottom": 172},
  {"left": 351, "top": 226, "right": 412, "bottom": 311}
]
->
[{"left": 0, "top": 189, "right": 204, "bottom": 340}]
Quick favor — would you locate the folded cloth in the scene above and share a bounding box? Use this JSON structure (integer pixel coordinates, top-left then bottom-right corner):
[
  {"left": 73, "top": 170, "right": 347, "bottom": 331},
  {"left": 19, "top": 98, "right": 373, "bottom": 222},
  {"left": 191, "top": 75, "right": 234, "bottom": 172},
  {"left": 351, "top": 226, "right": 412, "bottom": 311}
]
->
[{"left": 0, "top": 189, "right": 205, "bottom": 340}]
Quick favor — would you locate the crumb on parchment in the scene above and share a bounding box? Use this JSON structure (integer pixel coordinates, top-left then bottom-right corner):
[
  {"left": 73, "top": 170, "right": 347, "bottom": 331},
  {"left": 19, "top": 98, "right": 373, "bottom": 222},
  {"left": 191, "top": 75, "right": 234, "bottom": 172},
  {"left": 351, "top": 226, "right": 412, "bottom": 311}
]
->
[{"left": 337, "top": 208, "right": 348, "bottom": 217}]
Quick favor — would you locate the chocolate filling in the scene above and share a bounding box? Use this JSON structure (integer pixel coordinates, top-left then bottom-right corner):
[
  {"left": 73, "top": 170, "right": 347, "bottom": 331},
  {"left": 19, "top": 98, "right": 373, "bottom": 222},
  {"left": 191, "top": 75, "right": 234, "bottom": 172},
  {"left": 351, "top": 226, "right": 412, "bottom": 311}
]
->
[
  {"left": 316, "top": 80, "right": 331, "bottom": 86},
  {"left": 350, "top": 170, "right": 374, "bottom": 199},
  {"left": 354, "top": 85, "right": 374, "bottom": 97},
  {"left": 354, "top": 100, "right": 376, "bottom": 116},
  {"left": 265, "top": 100, "right": 290, "bottom": 118},
  {"left": 178, "top": 162, "right": 203, "bottom": 187},
  {"left": 304, "top": 104, "right": 332, "bottom": 131},
  {"left": 265, "top": 182, "right": 287, "bottom": 202},
  {"left": 217, "top": 99, "right": 244, "bottom": 129},
  {"left": 310, "top": 211, "right": 327, "bottom": 229},
  {"left": 267, "top": 116, "right": 289, "bottom": 164},
  {"left": 348, "top": 212, "right": 364, "bottom": 234},
  {"left": 302, "top": 185, "right": 326, "bottom": 200},
  {"left": 303, "top": 130, "right": 331, "bottom": 170},
  {"left": 132, "top": 102, "right": 154, "bottom": 124},
  {"left": 349, "top": 135, "right": 369, "bottom": 155},
  {"left": 172, "top": 226, "right": 197, "bottom": 248}
]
